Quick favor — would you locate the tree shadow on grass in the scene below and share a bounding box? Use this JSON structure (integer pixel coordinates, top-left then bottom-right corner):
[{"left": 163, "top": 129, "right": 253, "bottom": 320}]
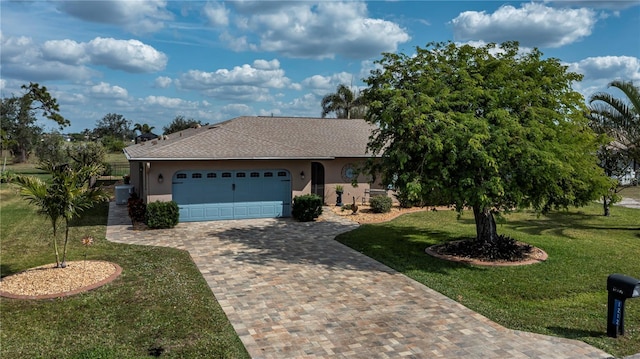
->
[{"left": 546, "top": 326, "right": 606, "bottom": 340}]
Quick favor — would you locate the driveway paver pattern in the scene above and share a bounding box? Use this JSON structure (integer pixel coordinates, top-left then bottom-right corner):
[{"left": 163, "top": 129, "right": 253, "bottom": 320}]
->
[{"left": 106, "top": 202, "right": 614, "bottom": 359}]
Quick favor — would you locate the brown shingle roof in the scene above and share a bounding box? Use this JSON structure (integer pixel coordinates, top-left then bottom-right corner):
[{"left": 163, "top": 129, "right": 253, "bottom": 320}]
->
[{"left": 124, "top": 116, "right": 377, "bottom": 160}]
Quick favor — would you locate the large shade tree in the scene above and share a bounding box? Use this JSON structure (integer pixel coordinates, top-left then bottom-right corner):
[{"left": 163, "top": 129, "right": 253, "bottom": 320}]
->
[
  {"left": 162, "top": 115, "right": 205, "bottom": 135},
  {"left": 362, "top": 41, "right": 611, "bottom": 249},
  {"left": 321, "top": 84, "right": 366, "bottom": 119}
]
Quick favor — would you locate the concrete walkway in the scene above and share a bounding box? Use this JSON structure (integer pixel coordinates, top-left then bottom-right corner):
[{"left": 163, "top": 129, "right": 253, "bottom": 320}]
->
[{"left": 106, "top": 202, "right": 614, "bottom": 359}]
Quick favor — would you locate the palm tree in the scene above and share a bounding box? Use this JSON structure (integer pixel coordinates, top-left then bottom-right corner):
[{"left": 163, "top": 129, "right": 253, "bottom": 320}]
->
[
  {"left": 15, "top": 162, "right": 109, "bottom": 268},
  {"left": 321, "top": 84, "right": 366, "bottom": 119},
  {"left": 589, "top": 80, "right": 640, "bottom": 215},
  {"left": 134, "top": 123, "right": 155, "bottom": 134}
]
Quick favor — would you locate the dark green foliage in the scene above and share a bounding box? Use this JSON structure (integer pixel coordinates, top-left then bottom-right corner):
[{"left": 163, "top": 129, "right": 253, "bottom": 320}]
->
[
  {"left": 146, "top": 201, "right": 179, "bottom": 229},
  {"left": 94, "top": 113, "right": 133, "bottom": 140},
  {"left": 127, "top": 193, "right": 146, "bottom": 224},
  {"left": 292, "top": 194, "right": 323, "bottom": 222},
  {"left": 362, "top": 41, "right": 611, "bottom": 247},
  {"left": 34, "top": 131, "right": 67, "bottom": 166},
  {"left": 163, "top": 115, "right": 206, "bottom": 135},
  {"left": 100, "top": 136, "right": 127, "bottom": 152},
  {"left": 370, "top": 195, "right": 392, "bottom": 213}
]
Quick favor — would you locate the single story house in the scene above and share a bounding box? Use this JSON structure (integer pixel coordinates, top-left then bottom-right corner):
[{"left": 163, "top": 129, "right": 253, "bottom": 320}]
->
[{"left": 123, "top": 116, "right": 385, "bottom": 222}]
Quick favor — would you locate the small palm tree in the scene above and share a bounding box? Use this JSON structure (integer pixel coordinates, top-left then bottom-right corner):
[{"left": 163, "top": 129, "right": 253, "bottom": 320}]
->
[
  {"left": 134, "top": 123, "right": 155, "bottom": 134},
  {"left": 321, "top": 84, "right": 366, "bottom": 119},
  {"left": 15, "top": 162, "right": 109, "bottom": 268}
]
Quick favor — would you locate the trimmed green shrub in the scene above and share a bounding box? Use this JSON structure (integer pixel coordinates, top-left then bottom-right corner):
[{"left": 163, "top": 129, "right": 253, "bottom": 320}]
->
[
  {"left": 146, "top": 200, "right": 179, "bottom": 229},
  {"left": 127, "top": 193, "right": 146, "bottom": 224},
  {"left": 292, "top": 194, "right": 323, "bottom": 222},
  {"left": 370, "top": 195, "right": 392, "bottom": 213}
]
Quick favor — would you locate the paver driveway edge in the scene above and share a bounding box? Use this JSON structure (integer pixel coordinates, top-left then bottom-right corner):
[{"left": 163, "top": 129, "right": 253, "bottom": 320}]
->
[{"left": 106, "top": 202, "right": 616, "bottom": 359}]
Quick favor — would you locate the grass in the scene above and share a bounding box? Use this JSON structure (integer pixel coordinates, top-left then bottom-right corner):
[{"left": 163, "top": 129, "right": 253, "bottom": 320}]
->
[
  {"left": 336, "top": 203, "right": 640, "bottom": 358},
  {"left": 0, "top": 183, "right": 249, "bottom": 359}
]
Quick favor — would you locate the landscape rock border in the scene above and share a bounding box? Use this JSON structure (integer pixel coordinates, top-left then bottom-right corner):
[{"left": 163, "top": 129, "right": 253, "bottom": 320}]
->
[{"left": 0, "top": 261, "right": 122, "bottom": 300}]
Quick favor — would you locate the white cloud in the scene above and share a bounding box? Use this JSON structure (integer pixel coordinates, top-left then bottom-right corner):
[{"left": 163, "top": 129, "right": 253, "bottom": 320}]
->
[
  {"left": 144, "top": 95, "right": 198, "bottom": 109},
  {"left": 223, "top": 1, "right": 410, "bottom": 59},
  {"left": 301, "top": 72, "right": 355, "bottom": 95},
  {"left": 545, "top": 1, "right": 640, "bottom": 10},
  {"left": 154, "top": 76, "right": 173, "bottom": 88},
  {"left": 89, "top": 82, "right": 129, "bottom": 99},
  {"left": 202, "top": 86, "right": 272, "bottom": 102},
  {"left": 57, "top": 0, "right": 173, "bottom": 34},
  {"left": 41, "top": 39, "right": 89, "bottom": 64},
  {"left": 86, "top": 37, "right": 167, "bottom": 73},
  {"left": 204, "top": 2, "right": 229, "bottom": 27},
  {"left": 451, "top": 2, "right": 596, "bottom": 48},
  {"left": 568, "top": 56, "right": 640, "bottom": 81},
  {"left": 178, "top": 59, "right": 291, "bottom": 91}
]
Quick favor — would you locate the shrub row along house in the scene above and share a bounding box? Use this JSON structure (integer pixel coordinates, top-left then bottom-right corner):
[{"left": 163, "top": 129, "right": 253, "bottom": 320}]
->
[{"left": 124, "top": 116, "right": 384, "bottom": 222}]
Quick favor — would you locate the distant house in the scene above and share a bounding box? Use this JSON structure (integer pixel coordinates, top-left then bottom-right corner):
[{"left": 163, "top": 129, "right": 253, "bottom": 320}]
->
[
  {"left": 123, "top": 116, "right": 384, "bottom": 222},
  {"left": 135, "top": 132, "right": 159, "bottom": 144}
]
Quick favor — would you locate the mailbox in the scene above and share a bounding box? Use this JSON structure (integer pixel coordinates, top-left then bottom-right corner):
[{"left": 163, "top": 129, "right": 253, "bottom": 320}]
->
[{"left": 607, "top": 274, "right": 640, "bottom": 338}]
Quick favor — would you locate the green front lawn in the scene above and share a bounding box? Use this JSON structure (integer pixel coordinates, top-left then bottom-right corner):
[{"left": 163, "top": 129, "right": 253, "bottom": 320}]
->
[
  {"left": 0, "top": 183, "right": 249, "bottom": 359},
  {"left": 336, "top": 203, "right": 640, "bottom": 358}
]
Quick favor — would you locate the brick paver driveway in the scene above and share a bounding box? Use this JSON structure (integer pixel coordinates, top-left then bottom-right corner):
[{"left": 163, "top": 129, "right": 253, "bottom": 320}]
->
[{"left": 107, "top": 203, "right": 613, "bottom": 359}]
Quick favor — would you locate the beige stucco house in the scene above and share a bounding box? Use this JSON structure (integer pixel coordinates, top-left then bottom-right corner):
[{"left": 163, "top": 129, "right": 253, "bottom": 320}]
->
[{"left": 123, "top": 116, "right": 384, "bottom": 221}]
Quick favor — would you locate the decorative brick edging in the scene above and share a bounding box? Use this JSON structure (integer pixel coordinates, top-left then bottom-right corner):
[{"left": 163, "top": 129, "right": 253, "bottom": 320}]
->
[{"left": 0, "top": 261, "right": 122, "bottom": 300}]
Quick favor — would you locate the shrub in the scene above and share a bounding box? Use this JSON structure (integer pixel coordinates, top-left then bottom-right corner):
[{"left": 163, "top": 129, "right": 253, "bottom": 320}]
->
[
  {"left": 370, "top": 195, "right": 392, "bottom": 213},
  {"left": 292, "top": 194, "right": 323, "bottom": 222},
  {"left": 146, "top": 201, "right": 179, "bottom": 229},
  {"left": 127, "top": 193, "right": 146, "bottom": 224}
]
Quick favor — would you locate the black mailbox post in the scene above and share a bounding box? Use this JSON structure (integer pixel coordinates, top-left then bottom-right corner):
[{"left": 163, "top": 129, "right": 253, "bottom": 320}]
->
[{"left": 607, "top": 273, "right": 640, "bottom": 338}]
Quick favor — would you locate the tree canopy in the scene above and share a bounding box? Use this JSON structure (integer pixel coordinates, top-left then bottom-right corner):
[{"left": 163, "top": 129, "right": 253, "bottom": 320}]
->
[
  {"left": 94, "top": 113, "right": 133, "bottom": 140},
  {"left": 162, "top": 115, "right": 205, "bottom": 135},
  {"left": 362, "top": 41, "right": 611, "bottom": 246}
]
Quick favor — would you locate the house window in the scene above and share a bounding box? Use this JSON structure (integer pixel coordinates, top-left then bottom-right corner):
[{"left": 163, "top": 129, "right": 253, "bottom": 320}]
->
[
  {"left": 250, "top": 172, "right": 260, "bottom": 178},
  {"left": 177, "top": 173, "right": 187, "bottom": 179},
  {"left": 192, "top": 173, "right": 202, "bottom": 179},
  {"left": 236, "top": 172, "right": 246, "bottom": 178},
  {"left": 207, "top": 172, "right": 216, "bottom": 178},
  {"left": 278, "top": 171, "right": 287, "bottom": 177},
  {"left": 222, "top": 172, "right": 232, "bottom": 178},
  {"left": 264, "top": 172, "right": 273, "bottom": 177}
]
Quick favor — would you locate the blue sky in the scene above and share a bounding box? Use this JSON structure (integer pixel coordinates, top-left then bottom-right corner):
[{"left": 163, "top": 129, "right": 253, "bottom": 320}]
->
[{"left": 1, "top": 0, "right": 639, "bottom": 134}]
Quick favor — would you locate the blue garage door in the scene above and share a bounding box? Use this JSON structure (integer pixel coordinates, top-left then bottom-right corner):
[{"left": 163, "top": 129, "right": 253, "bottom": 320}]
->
[{"left": 172, "top": 170, "right": 291, "bottom": 222}]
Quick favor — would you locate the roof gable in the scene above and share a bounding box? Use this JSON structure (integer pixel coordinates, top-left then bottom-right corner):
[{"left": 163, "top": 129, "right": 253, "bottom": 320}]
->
[{"left": 124, "top": 116, "right": 377, "bottom": 160}]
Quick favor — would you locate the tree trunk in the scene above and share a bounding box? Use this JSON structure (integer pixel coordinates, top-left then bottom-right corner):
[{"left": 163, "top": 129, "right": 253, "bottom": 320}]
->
[
  {"left": 603, "top": 195, "right": 611, "bottom": 217},
  {"left": 60, "top": 219, "right": 69, "bottom": 268},
  {"left": 473, "top": 205, "right": 498, "bottom": 244}
]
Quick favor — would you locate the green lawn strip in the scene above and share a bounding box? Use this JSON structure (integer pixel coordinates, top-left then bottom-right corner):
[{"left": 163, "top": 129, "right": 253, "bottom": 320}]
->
[
  {"left": 1, "top": 184, "right": 249, "bottom": 359},
  {"left": 336, "top": 204, "right": 640, "bottom": 358}
]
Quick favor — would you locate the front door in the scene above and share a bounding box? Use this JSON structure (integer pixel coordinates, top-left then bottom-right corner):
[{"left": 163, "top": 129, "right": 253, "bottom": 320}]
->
[{"left": 311, "top": 162, "right": 325, "bottom": 202}]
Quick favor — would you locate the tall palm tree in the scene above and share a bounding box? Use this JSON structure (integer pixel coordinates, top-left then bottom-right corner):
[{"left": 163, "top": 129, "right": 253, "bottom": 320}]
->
[
  {"left": 589, "top": 80, "right": 640, "bottom": 215},
  {"left": 15, "top": 162, "right": 109, "bottom": 268},
  {"left": 134, "top": 123, "right": 155, "bottom": 134},
  {"left": 321, "top": 84, "right": 366, "bottom": 119},
  {"left": 589, "top": 80, "right": 640, "bottom": 162}
]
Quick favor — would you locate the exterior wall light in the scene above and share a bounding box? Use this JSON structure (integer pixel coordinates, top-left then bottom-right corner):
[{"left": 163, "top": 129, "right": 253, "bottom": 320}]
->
[
  {"left": 300, "top": 171, "right": 305, "bottom": 180},
  {"left": 158, "top": 173, "right": 164, "bottom": 183}
]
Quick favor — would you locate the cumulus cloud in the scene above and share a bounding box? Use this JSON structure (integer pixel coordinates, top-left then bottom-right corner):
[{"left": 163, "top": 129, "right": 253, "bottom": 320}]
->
[
  {"left": 154, "top": 76, "right": 173, "bottom": 88},
  {"left": 177, "top": 59, "right": 292, "bottom": 96},
  {"left": 57, "top": 0, "right": 173, "bottom": 34},
  {"left": 85, "top": 37, "right": 167, "bottom": 73},
  {"left": 545, "top": 0, "right": 640, "bottom": 10},
  {"left": 451, "top": 2, "right": 596, "bottom": 48},
  {"left": 144, "top": 95, "right": 198, "bottom": 108},
  {"left": 0, "top": 34, "right": 167, "bottom": 82},
  {"left": 222, "top": 1, "right": 410, "bottom": 59},
  {"left": 301, "top": 72, "right": 355, "bottom": 95},
  {"left": 204, "top": 2, "right": 229, "bottom": 27},
  {"left": 89, "top": 82, "right": 129, "bottom": 99},
  {"left": 568, "top": 56, "right": 640, "bottom": 82}
]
